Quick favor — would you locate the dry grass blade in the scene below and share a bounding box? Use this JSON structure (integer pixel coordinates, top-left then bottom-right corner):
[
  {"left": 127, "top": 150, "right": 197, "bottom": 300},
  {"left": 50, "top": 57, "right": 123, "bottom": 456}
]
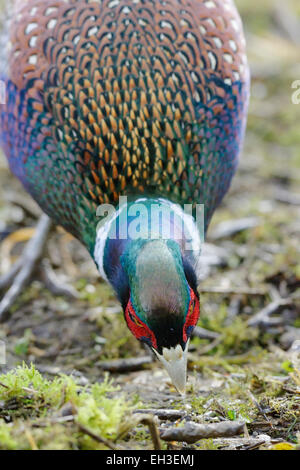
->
[{"left": 77, "top": 423, "right": 122, "bottom": 450}]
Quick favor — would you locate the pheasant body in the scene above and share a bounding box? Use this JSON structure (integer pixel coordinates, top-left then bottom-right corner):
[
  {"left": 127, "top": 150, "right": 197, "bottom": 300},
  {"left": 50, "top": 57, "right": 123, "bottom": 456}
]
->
[
  {"left": 0, "top": 0, "right": 249, "bottom": 392},
  {"left": 1, "top": 0, "right": 249, "bottom": 249}
]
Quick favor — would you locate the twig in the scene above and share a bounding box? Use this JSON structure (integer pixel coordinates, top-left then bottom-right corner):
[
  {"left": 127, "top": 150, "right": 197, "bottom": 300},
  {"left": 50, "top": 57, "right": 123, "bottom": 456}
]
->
[
  {"left": 200, "top": 286, "right": 267, "bottom": 296},
  {"left": 39, "top": 259, "right": 79, "bottom": 299},
  {"left": 189, "top": 351, "right": 262, "bottom": 367},
  {"left": 0, "top": 215, "right": 52, "bottom": 320},
  {"left": 160, "top": 420, "right": 246, "bottom": 443},
  {"left": 273, "top": 1, "right": 300, "bottom": 46},
  {"left": 35, "top": 365, "right": 64, "bottom": 375},
  {"left": 198, "top": 336, "right": 223, "bottom": 354},
  {"left": 116, "top": 413, "right": 162, "bottom": 450},
  {"left": 248, "top": 391, "right": 272, "bottom": 427},
  {"left": 247, "top": 298, "right": 294, "bottom": 328},
  {"left": 96, "top": 356, "right": 153, "bottom": 372},
  {"left": 192, "top": 326, "right": 220, "bottom": 341},
  {"left": 22, "top": 387, "right": 39, "bottom": 395},
  {"left": 4, "top": 192, "right": 42, "bottom": 219},
  {"left": 273, "top": 188, "right": 300, "bottom": 206},
  {"left": 210, "top": 217, "right": 259, "bottom": 240},
  {"left": 77, "top": 423, "right": 121, "bottom": 450},
  {"left": 139, "top": 415, "right": 162, "bottom": 450},
  {"left": 34, "top": 415, "right": 75, "bottom": 427},
  {"left": 133, "top": 409, "right": 186, "bottom": 421},
  {"left": 243, "top": 439, "right": 268, "bottom": 451}
]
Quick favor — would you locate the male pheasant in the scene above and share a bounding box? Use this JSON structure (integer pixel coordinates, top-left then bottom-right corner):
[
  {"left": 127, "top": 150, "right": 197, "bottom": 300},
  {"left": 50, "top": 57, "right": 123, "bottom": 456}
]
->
[{"left": 0, "top": 0, "right": 249, "bottom": 393}]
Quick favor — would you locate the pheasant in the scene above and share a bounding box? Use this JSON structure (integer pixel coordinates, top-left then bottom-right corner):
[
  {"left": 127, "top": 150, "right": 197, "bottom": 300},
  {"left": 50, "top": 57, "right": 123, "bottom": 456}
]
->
[{"left": 0, "top": 0, "right": 249, "bottom": 393}]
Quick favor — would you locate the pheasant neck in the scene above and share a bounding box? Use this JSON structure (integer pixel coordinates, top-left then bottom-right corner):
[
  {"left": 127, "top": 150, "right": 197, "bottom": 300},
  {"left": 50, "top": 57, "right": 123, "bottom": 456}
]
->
[{"left": 93, "top": 197, "right": 202, "bottom": 298}]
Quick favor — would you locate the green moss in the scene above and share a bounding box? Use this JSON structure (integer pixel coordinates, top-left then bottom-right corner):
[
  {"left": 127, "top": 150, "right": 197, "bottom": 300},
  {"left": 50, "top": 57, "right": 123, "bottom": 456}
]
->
[
  {"left": 0, "top": 363, "right": 78, "bottom": 407},
  {"left": 219, "top": 319, "right": 259, "bottom": 355},
  {"left": 0, "top": 364, "right": 135, "bottom": 450},
  {"left": 195, "top": 439, "right": 220, "bottom": 450},
  {"left": 0, "top": 421, "right": 18, "bottom": 450},
  {"left": 197, "top": 303, "right": 260, "bottom": 356},
  {"left": 77, "top": 381, "right": 130, "bottom": 448},
  {"left": 189, "top": 396, "right": 207, "bottom": 415},
  {"left": 14, "top": 329, "right": 33, "bottom": 357}
]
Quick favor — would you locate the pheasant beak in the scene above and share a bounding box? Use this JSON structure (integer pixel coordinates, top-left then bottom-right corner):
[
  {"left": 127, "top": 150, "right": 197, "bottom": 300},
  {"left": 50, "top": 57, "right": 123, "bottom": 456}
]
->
[{"left": 153, "top": 339, "right": 190, "bottom": 395}]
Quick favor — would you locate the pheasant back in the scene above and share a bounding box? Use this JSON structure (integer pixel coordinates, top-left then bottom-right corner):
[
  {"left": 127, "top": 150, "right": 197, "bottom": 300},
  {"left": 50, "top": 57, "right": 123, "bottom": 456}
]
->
[{"left": 0, "top": 0, "right": 249, "bottom": 252}]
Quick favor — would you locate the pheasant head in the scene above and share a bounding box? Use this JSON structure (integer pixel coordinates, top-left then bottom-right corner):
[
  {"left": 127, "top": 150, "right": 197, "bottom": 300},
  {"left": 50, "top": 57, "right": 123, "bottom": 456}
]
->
[{"left": 120, "top": 238, "right": 200, "bottom": 394}]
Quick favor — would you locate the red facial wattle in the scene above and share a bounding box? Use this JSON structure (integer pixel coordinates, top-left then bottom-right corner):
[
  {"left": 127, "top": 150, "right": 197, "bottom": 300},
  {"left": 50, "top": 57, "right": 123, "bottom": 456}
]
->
[
  {"left": 125, "top": 289, "right": 199, "bottom": 350},
  {"left": 125, "top": 300, "right": 157, "bottom": 349},
  {"left": 183, "top": 289, "right": 200, "bottom": 343}
]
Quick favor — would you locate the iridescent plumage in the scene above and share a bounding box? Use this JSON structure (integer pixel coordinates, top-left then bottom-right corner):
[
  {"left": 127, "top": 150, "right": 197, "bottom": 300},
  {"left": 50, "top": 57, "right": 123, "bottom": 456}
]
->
[{"left": 0, "top": 0, "right": 249, "bottom": 250}]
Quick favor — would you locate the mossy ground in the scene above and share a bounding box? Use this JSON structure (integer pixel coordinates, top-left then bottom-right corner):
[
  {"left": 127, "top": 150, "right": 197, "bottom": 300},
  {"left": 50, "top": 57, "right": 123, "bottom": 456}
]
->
[{"left": 0, "top": 0, "right": 299, "bottom": 450}]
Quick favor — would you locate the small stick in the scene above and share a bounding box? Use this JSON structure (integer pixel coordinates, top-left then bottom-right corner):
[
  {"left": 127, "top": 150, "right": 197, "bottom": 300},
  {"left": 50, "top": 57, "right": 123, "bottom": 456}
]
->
[
  {"left": 137, "top": 415, "right": 162, "bottom": 450},
  {"left": 117, "top": 413, "right": 162, "bottom": 450},
  {"left": 192, "top": 326, "right": 220, "bottom": 341},
  {"left": 273, "top": 1, "right": 300, "bottom": 46},
  {"left": 273, "top": 188, "right": 300, "bottom": 206},
  {"left": 22, "top": 387, "right": 39, "bottom": 395},
  {"left": 39, "top": 259, "right": 79, "bottom": 299},
  {"left": 198, "top": 336, "right": 223, "bottom": 354},
  {"left": 200, "top": 286, "right": 267, "bottom": 296},
  {"left": 160, "top": 420, "right": 246, "bottom": 444},
  {"left": 247, "top": 298, "right": 293, "bottom": 328},
  {"left": 4, "top": 192, "right": 42, "bottom": 219},
  {"left": 243, "top": 439, "right": 268, "bottom": 451},
  {"left": 248, "top": 391, "right": 272, "bottom": 428},
  {"left": 210, "top": 217, "right": 259, "bottom": 240},
  {"left": 96, "top": 356, "right": 153, "bottom": 372},
  {"left": 133, "top": 409, "right": 186, "bottom": 421},
  {"left": 0, "top": 215, "right": 52, "bottom": 320},
  {"left": 77, "top": 423, "right": 121, "bottom": 450}
]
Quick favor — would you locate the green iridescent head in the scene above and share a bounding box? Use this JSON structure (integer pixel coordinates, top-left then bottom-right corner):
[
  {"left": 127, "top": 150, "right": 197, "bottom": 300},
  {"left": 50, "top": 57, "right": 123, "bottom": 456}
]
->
[{"left": 120, "top": 238, "right": 200, "bottom": 393}]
